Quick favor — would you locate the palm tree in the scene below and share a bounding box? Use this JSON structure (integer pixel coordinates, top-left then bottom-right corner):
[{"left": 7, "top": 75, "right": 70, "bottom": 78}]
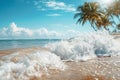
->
[
  {"left": 113, "top": 0, "right": 120, "bottom": 21},
  {"left": 74, "top": 2, "right": 106, "bottom": 31},
  {"left": 113, "top": 0, "right": 120, "bottom": 32},
  {"left": 95, "top": 16, "right": 113, "bottom": 30},
  {"left": 106, "top": 0, "right": 120, "bottom": 32},
  {"left": 107, "top": 0, "right": 120, "bottom": 21}
]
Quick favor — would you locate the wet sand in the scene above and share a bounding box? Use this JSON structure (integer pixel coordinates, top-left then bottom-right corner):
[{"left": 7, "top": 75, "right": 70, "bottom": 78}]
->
[
  {"left": 0, "top": 47, "right": 50, "bottom": 57},
  {"left": 0, "top": 36, "right": 120, "bottom": 80},
  {"left": 46, "top": 37, "right": 120, "bottom": 80},
  {"left": 46, "top": 56, "right": 120, "bottom": 80},
  {"left": 0, "top": 47, "right": 120, "bottom": 80}
]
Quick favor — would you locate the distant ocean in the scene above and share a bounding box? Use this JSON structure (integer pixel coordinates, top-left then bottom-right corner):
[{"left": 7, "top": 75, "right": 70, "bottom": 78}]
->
[{"left": 0, "top": 39, "right": 61, "bottom": 50}]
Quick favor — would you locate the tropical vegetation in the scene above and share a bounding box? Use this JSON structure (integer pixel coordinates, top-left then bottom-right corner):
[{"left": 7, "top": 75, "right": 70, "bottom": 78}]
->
[{"left": 74, "top": 0, "right": 120, "bottom": 32}]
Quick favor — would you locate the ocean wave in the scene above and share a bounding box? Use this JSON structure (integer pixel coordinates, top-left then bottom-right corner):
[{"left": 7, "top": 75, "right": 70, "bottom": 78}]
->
[
  {"left": 0, "top": 31, "right": 120, "bottom": 79},
  {"left": 46, "top": 31, "right": 120, "bottom": 61},
  {"left": 0, "top": 51, "right": 65, "bottom": 80}
]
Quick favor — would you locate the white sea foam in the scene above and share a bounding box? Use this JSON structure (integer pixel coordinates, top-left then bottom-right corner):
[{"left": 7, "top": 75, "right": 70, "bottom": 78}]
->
[
  {"left": 0, "top": 51, "right": 65, "bottom": 80},
  {"left": 46, "top": 31, "right": 120, "bottom": 61},
  {"left": 0, "top": 30, "right": 120, "bottom": 79}
]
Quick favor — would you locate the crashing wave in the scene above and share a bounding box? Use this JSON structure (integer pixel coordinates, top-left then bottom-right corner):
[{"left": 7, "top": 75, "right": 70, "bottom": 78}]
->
[
  {"left": 0, "top": 51, "right": 65, "bottom": 80},
  {"left": 46, "top": 31, "right": 120, "bottom": 61},
  {"left": 0, "top": 30, "right": 120, "bottom": 79}
]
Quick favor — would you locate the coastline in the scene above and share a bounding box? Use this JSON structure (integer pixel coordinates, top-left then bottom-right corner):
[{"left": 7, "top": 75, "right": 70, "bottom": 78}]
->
[
  {"left": 0, "top": 37, "right": 120, "bottom": 80},
  {"left": 47, "top": 56, "right": 120, "bottom": 80},
  {"left": 0, "top": 47, "right": 50, "bottom": 57},
  {"left": 0, "top": 47, "right": 120, "bottom": 80}
]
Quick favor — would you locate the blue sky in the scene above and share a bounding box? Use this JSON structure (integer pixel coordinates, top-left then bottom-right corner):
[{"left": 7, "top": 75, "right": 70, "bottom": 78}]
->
[{"left": 0, "top": 0, "right": 114, "bottom": 39}]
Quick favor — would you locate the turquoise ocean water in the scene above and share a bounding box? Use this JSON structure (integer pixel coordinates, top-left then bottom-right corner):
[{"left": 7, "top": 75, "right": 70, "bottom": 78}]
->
[{"left": 0, "top": 39, "right": 61, "bottom": 50}]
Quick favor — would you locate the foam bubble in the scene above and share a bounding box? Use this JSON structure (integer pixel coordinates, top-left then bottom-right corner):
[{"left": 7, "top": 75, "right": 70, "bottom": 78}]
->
[
  {"left": 0, "top": 51, "right": 65, "bottom": 80},
  {"left": 46, "top": 31, "right": 120, "bottom": 61}
]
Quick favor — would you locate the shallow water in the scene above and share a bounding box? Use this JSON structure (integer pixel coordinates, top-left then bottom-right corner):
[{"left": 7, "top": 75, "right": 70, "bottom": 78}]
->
[
  {"left": 0, "top": 31, "right": 120, "bottom": 80},
  {"left": 0, "top": 39, "right": 60, "bottom": 50}
]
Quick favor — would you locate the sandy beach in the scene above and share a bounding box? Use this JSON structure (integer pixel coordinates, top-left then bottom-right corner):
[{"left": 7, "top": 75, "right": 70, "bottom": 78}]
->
[
  {"left": 0, "top": 47, "right": 120, "bottom": 80},
  {"left": 0, "top": 35, "right": 120, "bottom": 80},
  {"left": 47, "top": 36, "right": 120, "bottom": 80},
  {"left": 0, "top": 47, "right": 50, "bottom": 57},
  {"left": 0, "top": 0, "right": 120, "bottom": 79},
  {"left": 46, "top": 56, "right": 120, "bottom": 80}
]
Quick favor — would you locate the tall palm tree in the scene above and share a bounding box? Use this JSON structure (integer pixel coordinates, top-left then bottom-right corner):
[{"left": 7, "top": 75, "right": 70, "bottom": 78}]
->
[{"left": 74, "top": 2, "right": 105, "bottom": 31}]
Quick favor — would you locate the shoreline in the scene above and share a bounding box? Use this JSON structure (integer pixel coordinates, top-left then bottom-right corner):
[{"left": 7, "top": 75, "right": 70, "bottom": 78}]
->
[
  {"left": 47, "top": 57, "right": 120, "bottom": 80},
  {"left": 0, "top": 47, "right": 120, "bottom": 80},
  {"left": 0, "top": 47, "right": 50, "bottom": 57},
  {"left": 1, "top": 39, "right": 119, "bottom": 57},
  {"left": 0, "top": 37, "right": 120, "bottom": 80}
]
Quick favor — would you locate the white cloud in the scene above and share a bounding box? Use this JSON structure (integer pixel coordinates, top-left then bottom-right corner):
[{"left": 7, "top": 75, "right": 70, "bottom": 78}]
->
[
  {"left": 33, "top": 0, "right": 75, "bottom": 12},
  {"left": 0, "top": 22, "right": 33, "bottom": 38},
  {"left": 10, "top": 22, "right": 33, "bottom": 36},
  {"left": 46, "top": 13, "right": 61, "bottom": 16},
  {"left": 46, "top": 1, "right": 66, "bottom": 8},
  {"left": 0, "top": 22, "right": 80, "bottom": 39},
  {"left": 45, "top": 1, "right": 75, "bottom": 12},
  {"left": 0, "top": 22, "right": 62, "bottom": 39}
]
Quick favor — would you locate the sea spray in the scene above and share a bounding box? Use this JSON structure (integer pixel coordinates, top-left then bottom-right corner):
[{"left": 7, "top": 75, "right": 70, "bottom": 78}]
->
[
  {"left": 46, "top": 31, "right": 120, "bottom": 61},
  {"left": 0, "top": 30, "right": 120, "bottom": 79},
  {"left": 0, "top": 51, "right": 65, "bottom": 80}
]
